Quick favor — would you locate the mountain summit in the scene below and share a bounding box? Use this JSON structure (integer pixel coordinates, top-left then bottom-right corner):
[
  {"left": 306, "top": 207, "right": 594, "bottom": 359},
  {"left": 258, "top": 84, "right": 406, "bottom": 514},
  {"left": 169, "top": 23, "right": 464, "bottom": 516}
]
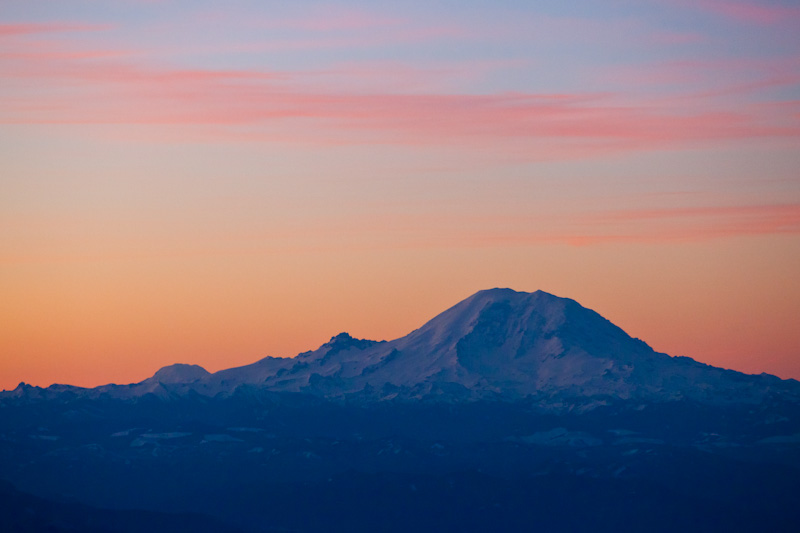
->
[
  {"left": 227, "top": 287, "right": 792, "bottom": 403},
  {"left": 4, "top": 289, "right": 798, "bottom": 405}
]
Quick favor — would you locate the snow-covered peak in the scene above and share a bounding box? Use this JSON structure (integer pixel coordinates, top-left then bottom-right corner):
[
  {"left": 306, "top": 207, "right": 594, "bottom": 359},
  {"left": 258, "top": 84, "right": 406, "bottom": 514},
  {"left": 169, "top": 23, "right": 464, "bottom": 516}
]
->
[
  {"left": 323, "top": 332, "right": 380, "bottom": 352},
  {"left": 5, "top": 288, "right": 798, "bottom": 407},
  {"left": 149, "top": 364, "right": 210, "bottom": 384},
  {"left": 292, "top": 332, "right": 383, "bottom": 363},
  {"left": 401, "top": 288, "right": 569, "bottom": 350}
]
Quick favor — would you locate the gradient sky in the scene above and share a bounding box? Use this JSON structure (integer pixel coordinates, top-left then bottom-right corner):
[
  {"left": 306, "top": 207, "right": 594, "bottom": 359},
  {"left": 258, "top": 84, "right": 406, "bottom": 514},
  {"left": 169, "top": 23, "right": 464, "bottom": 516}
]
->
[{"left": 1, "top": 0, "right": 799, "bottom": 390}]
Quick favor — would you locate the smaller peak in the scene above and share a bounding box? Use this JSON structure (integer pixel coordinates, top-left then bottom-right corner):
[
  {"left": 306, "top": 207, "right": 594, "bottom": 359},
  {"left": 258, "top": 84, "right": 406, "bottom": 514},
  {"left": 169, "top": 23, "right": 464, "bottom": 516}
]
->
[
  {"left": 3, "top": 382, "right": 38, "bottom": 397},
  {"left": 325, "top": 332, "right": 377, "bottom": 348},
  {"left": 151, "top": 363, "right": 210, "bottom": 384},
  {"left": 328, "top": 332, "right": 356, "bottom": 343},
  {"left": 321, "top": 332, "right": 379, "bottom": 356}
]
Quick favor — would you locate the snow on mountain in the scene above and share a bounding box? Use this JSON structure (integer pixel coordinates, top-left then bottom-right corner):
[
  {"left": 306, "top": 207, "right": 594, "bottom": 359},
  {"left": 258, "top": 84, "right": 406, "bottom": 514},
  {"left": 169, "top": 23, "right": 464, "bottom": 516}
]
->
[
  {"left": 232, "top": 288, "right": 796, "bottom": 403},
  {"left": 148, "top": 364, "right": 210, "bottom": 384},
  {"left": 4, "top": 289, "right": 798, "bottom": 405}
]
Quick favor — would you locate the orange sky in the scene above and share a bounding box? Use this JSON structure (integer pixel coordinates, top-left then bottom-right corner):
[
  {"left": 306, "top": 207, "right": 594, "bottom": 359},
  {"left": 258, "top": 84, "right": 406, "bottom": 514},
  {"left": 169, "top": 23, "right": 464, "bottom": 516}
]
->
[
  {"left": 1, "top": 1, "right": 799, "bottom": 390},
  {"left": 2, "top": 235, "right": 799, "bottom": 390}
]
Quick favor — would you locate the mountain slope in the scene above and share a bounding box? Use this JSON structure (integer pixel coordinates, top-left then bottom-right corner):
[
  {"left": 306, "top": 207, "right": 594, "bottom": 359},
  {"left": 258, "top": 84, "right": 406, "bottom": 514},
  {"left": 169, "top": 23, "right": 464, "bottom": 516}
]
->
[
  {"left": 235, "top": 288, "right": 796, "bottom": 403},
  {"left": 2, "top": 289, "right": 799, "bottom": 532},
  {"left": 3, "top": 289, "right": 798, "bottom": 405}
]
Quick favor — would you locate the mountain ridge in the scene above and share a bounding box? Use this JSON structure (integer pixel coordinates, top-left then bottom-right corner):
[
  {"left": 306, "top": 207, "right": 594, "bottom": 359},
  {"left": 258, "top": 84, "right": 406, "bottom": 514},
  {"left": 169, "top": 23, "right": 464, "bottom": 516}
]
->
[
  {"left": 3, "top": 288, "right": 798, "bottom": 532},
  {"left": 3, "top": 288, "right": 799, "bottom": 406}
]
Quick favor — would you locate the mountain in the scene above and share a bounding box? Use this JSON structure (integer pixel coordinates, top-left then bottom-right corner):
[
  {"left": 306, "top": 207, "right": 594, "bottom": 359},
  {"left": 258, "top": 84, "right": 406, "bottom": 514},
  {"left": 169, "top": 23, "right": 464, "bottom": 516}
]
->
[
  {"left": 4, "top": 288, "right": 798, "bottom": 407},
  {"left": 239, "top": 288, "right": 796, "bottom": 403},
  {"left": 2, "top": 289, "right": 799, "bottom": 532}
]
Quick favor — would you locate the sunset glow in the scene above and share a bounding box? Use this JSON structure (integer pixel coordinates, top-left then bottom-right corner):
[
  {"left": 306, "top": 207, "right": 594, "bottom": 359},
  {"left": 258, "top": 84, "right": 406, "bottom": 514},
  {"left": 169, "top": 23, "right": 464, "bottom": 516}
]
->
[{"left": 2, "top": 0, "right": 799, "bottom": 390}]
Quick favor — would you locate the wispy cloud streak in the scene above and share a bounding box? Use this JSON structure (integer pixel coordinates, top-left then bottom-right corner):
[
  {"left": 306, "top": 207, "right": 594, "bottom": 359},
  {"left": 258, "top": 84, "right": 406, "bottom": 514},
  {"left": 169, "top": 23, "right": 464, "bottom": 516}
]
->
[
  {"left": 2, "top": 31, "right": 797, "bottom": 158},
  {"left": 5, "top": 203, "right": 798, "bottom": 266},
  {"left": 688, "top": 0, "right": 800, "bottom": 25},
  {"left": 0, "top": 22, "right": 113, "bottom": 36}
]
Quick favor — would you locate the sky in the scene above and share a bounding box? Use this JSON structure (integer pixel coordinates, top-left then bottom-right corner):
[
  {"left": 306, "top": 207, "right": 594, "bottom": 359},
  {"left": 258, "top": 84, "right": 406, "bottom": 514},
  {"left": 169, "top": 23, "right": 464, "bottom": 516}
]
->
[{"left": 1, "top": 0, "right": 799, "bottom": 390}]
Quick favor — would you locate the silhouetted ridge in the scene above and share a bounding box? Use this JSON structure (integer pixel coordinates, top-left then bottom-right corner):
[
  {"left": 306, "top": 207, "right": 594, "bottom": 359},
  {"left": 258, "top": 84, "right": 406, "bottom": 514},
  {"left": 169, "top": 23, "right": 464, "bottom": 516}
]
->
[
  {"left": 321, "top": 332, "right": 382, "bottom": 358},
  {"left": 150, "top": 364, "right": 210, "bottom": 384},
  {"left": 4, "top": 288, "right": 799, "bottom": 406}
]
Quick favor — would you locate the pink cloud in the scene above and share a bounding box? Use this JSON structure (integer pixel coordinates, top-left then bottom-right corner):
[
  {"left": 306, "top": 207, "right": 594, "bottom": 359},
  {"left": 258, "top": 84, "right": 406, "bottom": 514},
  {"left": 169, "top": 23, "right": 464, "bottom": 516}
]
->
[
  {"left": 647, "top": 31, "right": 706, "bottom": 45},
  {"left": 561, "top": 204, "right": 800, "bottom": 245},
  {"left": 293, "top": 203, "right": 800, "bottom": 250},
  {"left": 184, "top": 6, "right": 466, "bottom": 51},
  {"left": 1, "top": 28, "right": 798, "bottom": 159},
  {"left": 358, "top": 203, "right": 800, "bottom": 249},
  {"left": 0, "top": 22, "right": 113, "bottom": 36},
  {"left": 673, "top": 0, "right": 800, "bottom": 25},
  {"left": 5, "top": 201, "right": 799, "bottom": 266},
  {"left": 597, "top": 56, "right": 800, "bottom": 107},
  {"left": 593, "top": 203, "right": 800, "bottom": 231},
  {"left": 191, "top": 6, "right": 404, "bottom": 32},
  {"left": 267, "top": 11, "right": 404, "bottom": 32}
]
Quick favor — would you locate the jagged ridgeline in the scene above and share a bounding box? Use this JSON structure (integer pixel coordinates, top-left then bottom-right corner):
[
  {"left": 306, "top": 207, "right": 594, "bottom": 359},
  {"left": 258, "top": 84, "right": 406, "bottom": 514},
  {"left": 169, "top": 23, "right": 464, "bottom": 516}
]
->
[
  {"left": 2, "top": 289, "right": 799, "bottom": 532},
  {"left": 6, "top": 288, "right": 799, "bottom": 405}
]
